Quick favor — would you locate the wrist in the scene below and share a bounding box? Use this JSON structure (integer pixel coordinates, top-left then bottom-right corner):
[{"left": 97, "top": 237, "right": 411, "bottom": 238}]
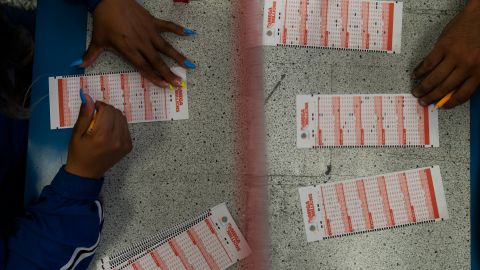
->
[
  {"left": 65, "top": 163, "right": 103, "bottom": 180},
  {"left": 50, "top": 166, "right": 104, "bottom": 200}
]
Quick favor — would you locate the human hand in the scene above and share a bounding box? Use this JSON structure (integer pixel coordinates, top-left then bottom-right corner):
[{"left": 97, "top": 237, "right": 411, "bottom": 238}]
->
[
  {"left": 65, "top": 90, "right": 133, "bottom": 179},
  {"left": 80, "top": 0, "right": 196, "bottom": 87},
  {"left": 412, "top": 0, "right": 480, "bottom": 108}
]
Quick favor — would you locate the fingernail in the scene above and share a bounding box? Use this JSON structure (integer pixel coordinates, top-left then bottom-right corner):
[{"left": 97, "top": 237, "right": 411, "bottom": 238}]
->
[
  {"left": 183, "top": 28, "right": 196, "bottom": 36},
  {"left": 80, "top": 89, "right": 87, "bottom": 104},
  {"left": 70, "top": 58, "right": 83, "bottom": 67},
  {"left": 183, "top": 59, "right": 196, "bottom": 69},
  {"left": 419, "top": 100, "right": 427, "bottom": 106}
]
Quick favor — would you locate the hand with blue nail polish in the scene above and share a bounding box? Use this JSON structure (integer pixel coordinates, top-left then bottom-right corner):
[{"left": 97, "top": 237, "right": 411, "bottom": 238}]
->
[
  {"left": 66, "top": 90, "right": 132, "bottom": 179},
  {"left": 80, "top": 0, "right": 196, "bottom": 87}
]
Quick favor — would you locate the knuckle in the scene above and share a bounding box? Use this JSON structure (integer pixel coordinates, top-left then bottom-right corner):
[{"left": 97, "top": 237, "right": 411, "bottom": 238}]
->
[
  {"left": 422, "top": 59, "right": 434, "bottom": 69},
  {"left": 137, "top": 61, "right": 151, "bottom": 72},
  {"left": 163, "top": 21, "right": 176, "bottom": 30},
  {"left": 420, "top": 97, "right": 431, "bottom": 105},
  {"left": 152, "top": 55, "right": 165, "bottom": 66},
  {"left": 115, "top": 109, "right": 124, "bottom": 117},
  {"left": 113, "top": 139, "right": 122, "bottom": 150},
  {"left": 425, "top": 77, "right": 438, "bottom": 89},
  {"left": 420, "top": 80, "right": 433, "bottom": 91},
  {"left": 120, "top": 34, "right": 132, "bottom": 46},
  {"left": 155, "top": 37, "right": 167, "bottom": 47},
  {"left": 415, "top": 82, "right": 427, "bottom": 95},
  {"left": 156, "top": 18, "right": 166, "bottom": 26},
  {"left": 96, "top": 101, "right": 106, "bottom": 108},
  {"left": 434, "top": 43, "right": 445, "bottom": 52},
  {"left": 95, "top": 134, "right": 108, "bottom": 144},
  {"left": 162, "top": 42, "right": 175, "bottom": 52}
]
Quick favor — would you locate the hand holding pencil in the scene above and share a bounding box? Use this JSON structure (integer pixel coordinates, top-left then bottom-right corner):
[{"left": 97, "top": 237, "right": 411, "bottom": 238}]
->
[
  {"left": 433, "top": 91, "right": 455, "bottom": 110},
  {"left": 64, "top": 89, "right": 132, "bottom": 179},
  {"left": 411, "top": 0, "right": 480, "bottom": 109}
]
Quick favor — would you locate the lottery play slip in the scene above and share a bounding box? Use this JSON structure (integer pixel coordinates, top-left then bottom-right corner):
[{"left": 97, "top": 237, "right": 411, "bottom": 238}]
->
[
  {"left": 299, "top": 166, "right": 449, "bottom": 242},
  {"left": 49, "top": 67, "right": 188, "bottom": 129},
  {"left": 263, "top": 0, "right": 403, "bottom": 53},
  {"left": 297, "top": 94, "right": 440, "bottom": 148},
  {"left": 97, "top": 203, "right": 251, "bottom": 270}
]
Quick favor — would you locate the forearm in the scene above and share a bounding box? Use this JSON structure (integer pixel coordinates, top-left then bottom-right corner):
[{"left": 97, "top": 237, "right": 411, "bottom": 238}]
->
[{"left": 5, "top": 167, "right": 104, "bottom": 270}]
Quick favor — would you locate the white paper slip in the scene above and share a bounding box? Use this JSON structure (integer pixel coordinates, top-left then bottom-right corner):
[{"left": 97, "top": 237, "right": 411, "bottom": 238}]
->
[
  {"left": 49, "top": 67, "right": 188, "bottom": 129},
  {"left": 263, "top": 0, "right": 403, "bottom": 53},
  {"left": 299, "top": 166, "right": 448, "bottom": 242},
  {"left": 97, "top": 203, "right": 251, "bottom": 270},
  {"left": 297, "top": 94, "right": 439, "bottom": 148}
]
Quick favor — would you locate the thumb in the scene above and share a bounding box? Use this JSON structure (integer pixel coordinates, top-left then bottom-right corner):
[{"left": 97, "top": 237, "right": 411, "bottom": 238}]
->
[
  {"left": 79, "top": 42, "right": 104, "bottom": 68},
  {"left": 73, "top": 89, "right": 95, "bottom": 135}
]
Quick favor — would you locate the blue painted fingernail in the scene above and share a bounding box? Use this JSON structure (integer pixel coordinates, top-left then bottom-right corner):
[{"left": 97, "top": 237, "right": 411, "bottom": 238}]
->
[
  {"left": 183, "top": 59, "right": 196, "bottom": 69},
  {"left": 80, "top": 89, "right": 87, "bottom": 104},
  {"left": 70, "top": 58, "right": 83, "bottom": 67},
  {"left": 183, "top": 28, "right": 196, "bottom": 36}
]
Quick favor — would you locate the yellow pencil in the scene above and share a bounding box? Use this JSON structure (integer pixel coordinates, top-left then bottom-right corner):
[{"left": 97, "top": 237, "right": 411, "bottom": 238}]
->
[
  {"left": 87, "top": 111, "right": 97, "bottom": 133},
  {"left": 434, "top": 91, "right": 455, "bottom": 110}
]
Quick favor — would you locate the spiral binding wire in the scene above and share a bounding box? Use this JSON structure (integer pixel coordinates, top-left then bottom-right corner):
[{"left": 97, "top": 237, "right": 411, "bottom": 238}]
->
[
  {"left": 321, "top": 219, "right": 440, "bottom": 240},
  {"left": 276, "top": 43, "right": 396, "bottom": 54},
  {"left": 311, "top": 144, "right": 434, "bottom": 149},
  {"left": 110, "top": 210, "right": 211, "bottom": 267},
  {"left": 52, "top": 70, "right": 139, "bottom": 80},
  {"left": 101, "top": 209, "right": 212, "bottom": 269}
]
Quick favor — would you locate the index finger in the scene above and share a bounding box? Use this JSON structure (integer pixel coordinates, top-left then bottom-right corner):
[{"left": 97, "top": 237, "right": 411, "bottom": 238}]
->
[
  {"left": 413, "top": 46, "right": 444, "bottom": 80},
  {"left": 91, "top": 102, "right": 115, "bottom": 135}
]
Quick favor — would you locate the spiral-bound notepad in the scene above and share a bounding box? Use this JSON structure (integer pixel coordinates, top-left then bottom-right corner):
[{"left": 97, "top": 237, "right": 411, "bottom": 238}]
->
[
  {"left": 299, "top": 166, "right": 448, "bottom": 242},
  {"left": 48, "top": 67, "right": 188, "bottom": 129},
  {"left": 263, "top": 0, "right": 403, "bottom": 53},
  {"left": 97, "top": 203, "right": 251, "bottom": 270},
  {"left": 297, "top": 94, "right": 439, "bottom": 148}
]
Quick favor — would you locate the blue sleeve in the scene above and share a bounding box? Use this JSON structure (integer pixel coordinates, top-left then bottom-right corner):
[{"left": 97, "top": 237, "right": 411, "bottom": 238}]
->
[{"left": 4, "top": 166, "right": 104, "bottom": 270}]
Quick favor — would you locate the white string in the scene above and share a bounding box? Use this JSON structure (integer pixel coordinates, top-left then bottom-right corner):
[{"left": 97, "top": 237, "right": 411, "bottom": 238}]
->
[
  {"left": 22, "top": 73, "right": 50, "bottom": 108},
  {"left": 29, "top": 93, "right": 49, "bottom": 113}
]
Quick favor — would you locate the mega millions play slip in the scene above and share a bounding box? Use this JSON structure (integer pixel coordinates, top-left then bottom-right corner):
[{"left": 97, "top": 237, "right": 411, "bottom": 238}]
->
[
  {"left": 49, "top": 67, "right": 188, "bottom": 129},
  {"left": 97, "top": 203, "right": 251, "bottom": 270},
  {"left": 296, "top": 94, "right": 440, "bottom": 148},
  {"left": 263, "top": 0, "right": 403, "bottom": 53},
  {"left": 299, "top": 166, "right": 449, "bottom": 242}
]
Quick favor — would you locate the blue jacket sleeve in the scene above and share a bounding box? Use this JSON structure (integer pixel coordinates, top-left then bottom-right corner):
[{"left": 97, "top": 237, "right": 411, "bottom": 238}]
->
[{"left": 4, "top": 166, "right": 104, "bottom": 270}]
